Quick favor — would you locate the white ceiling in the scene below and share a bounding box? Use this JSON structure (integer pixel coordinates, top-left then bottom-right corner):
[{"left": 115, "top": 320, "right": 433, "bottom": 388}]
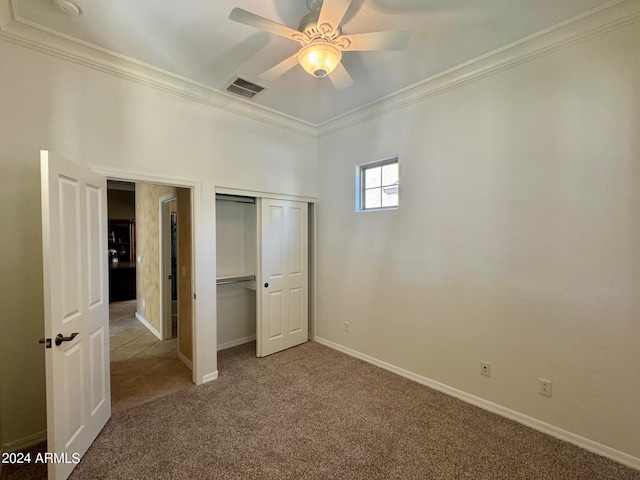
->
[{"left": 12, "top": 0, "right": 617, "bottom": 125}]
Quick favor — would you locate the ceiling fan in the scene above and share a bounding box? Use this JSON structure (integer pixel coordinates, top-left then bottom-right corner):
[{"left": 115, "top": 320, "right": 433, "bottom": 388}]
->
[{"left": 229, "top": 0, "right": 410, "bottom": 90}]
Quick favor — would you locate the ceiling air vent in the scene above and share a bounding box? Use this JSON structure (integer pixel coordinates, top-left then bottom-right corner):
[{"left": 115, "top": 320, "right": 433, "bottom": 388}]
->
[{"left": 225, "top": 77, "right": 265, "bottom": 99}]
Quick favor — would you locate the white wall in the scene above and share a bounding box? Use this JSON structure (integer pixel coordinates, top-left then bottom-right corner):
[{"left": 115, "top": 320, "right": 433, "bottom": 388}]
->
[
  {"left": 315, "top": 21, "right": 640, "bottom": 461},
  {"left": 0, "top": 38, "right": 316, "bottom": 449}
]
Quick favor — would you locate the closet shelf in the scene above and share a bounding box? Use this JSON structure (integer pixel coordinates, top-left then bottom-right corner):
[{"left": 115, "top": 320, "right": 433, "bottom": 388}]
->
[{"left": 216, "top": 274, "right": 256, "bottom": 285}]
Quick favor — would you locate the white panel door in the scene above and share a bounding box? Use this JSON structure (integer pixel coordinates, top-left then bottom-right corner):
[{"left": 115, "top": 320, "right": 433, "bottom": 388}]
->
[
  {"left": 258, "top": 199, "right": 308, "bottom": 357},
  {"left": 41, "top": 151, "right": 111, "bottom": 480}
]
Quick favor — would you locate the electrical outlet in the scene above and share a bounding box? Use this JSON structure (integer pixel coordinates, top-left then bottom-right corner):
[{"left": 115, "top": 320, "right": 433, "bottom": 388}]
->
[
  {"left": 480, "top": 361, "right": 491, "bottom": 377},
  {"left": 344, "top": 322, "right": 350, "bottom": 333},
  {"left": 539, "top": 378, "right": 552, "bottom": 397}
]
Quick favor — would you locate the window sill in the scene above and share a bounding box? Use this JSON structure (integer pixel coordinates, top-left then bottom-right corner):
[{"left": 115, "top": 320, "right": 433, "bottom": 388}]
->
[{"left": 356, "top": 206, "right": 398, "bottom": 213}]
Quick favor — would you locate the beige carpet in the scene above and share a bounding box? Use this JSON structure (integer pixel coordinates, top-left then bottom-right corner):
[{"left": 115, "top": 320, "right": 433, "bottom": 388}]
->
[
  {"left": 70, "top": 341, "right": 637, "bottom": 480},
  {"left": 3, "top": 341, "right": 639, "bottom": 479}
]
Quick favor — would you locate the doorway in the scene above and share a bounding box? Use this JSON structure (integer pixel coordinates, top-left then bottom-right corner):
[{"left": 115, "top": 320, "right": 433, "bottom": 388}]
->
[
  {"left": 160, "top": 195, "right": 178, "bottom": 340},
  {"left": 40, "top": 155, "right": 216, "bottom": 477},
  {"left": 107, "top": 181, "right": 194, "bottom": 413}
]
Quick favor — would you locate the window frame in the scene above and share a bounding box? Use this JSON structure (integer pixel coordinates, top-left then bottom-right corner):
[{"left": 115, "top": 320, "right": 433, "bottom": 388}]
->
[{"left": 355, "top": 156, "right": 399, "bottom": 212}]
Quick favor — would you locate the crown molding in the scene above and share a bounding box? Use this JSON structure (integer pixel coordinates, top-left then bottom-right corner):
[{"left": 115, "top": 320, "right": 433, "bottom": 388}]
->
[
  {"left": 0, "top": 0, "right": 317, "bottom": 138},
  {"left": 1, "top": 0, "right": 639, "bottom": 139},
  {"left": 316, "top": 0, "right": 640, "bottom": 137}
]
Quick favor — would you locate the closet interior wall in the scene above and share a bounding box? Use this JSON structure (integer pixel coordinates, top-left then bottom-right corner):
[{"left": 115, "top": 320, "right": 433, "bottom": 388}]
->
[{"left": 215, "top": 195, "right": 257, "bottom": 350}]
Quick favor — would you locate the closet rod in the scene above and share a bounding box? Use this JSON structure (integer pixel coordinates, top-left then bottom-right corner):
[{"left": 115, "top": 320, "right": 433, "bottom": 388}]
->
[{"left": 216, "top": 275, "right": 256, "bottom": 285}]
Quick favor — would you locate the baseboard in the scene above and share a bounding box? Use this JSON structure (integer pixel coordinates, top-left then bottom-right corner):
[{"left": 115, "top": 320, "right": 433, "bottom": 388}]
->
[
  {"left": 201, "top": 371, "right": 218, "bottom": 383},
  {"left": 217, "top": 335, "right": 256, "bottom": 352},
  {"left": 135, "top": 312, "right": 162, "bottom": 340},
  {"left": 1, "top": 430, "right": 47, "bottom": 453},
  {"left": 314, "top": 336, "right": 640, "bottom": 471},
  {"left": 177, "top": 350, "right": 193, "bottom": 370}
]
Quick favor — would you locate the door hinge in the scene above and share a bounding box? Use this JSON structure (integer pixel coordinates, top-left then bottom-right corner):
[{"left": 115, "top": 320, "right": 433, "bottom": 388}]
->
[
  {"left": 193, "top": 293, "right": 196, "bottom": 300},
  {"left": 39, "top": 338, "right": 52, "bottom": 348}
]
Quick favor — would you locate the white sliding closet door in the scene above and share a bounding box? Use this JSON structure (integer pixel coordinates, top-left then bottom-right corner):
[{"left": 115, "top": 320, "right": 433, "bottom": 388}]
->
[{"left": 258, "top": 198, "right": 308, "bottom": 357}]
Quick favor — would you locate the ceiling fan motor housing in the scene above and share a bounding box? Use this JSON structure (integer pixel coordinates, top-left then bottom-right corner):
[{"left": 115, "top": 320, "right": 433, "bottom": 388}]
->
[{"left": 306, "top": 0, "right": 324, "bottom": 13}]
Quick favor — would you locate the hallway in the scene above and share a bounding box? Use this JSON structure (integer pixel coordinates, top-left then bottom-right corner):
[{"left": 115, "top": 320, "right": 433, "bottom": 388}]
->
[{"left": 109, "top": 300, "right": 192, "bottom": 414}]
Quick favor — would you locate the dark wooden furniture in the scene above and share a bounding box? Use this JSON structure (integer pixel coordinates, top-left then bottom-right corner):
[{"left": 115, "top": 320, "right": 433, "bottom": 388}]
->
[{"left": 108, "top": 220, "right": 136, "bottom": 302}]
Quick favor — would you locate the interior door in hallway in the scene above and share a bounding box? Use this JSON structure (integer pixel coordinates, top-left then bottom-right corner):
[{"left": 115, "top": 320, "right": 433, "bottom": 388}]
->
[
  {"left": 258, "top": 198, "right": 308, "bottom": 357},
  {"left": 41, "top": 151, "right": 111, "bottom": 480}
]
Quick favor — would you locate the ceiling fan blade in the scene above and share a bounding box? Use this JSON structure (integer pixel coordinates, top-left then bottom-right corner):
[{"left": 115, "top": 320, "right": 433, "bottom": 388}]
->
[
  {"left": 341, "top": 29, "right": 410, "bottom": 51},
  {"left": 329, "top": 63, "right": 354, "bottom": 90},
  {"left": 229, "top": 8, "right": 301, "bottom": 42},
  {"left": 317, "top": 0, "right": 352, "bottom": 31},
  {"left": 258, "top": 54, "right": 299, "bottom": 84}
]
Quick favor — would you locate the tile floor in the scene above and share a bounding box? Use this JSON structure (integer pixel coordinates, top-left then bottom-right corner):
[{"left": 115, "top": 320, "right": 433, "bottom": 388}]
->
[{"left": 109, "top": 300, "right": 193, "bottom": 414}]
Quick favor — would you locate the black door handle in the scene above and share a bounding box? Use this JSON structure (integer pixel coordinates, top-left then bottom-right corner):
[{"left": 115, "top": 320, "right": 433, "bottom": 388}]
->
[
  {"left": 264, "top": 283, "right": 269, "bottom": 288},
  {"left": 55, "top": 332, "right": 79, "bottom": 346}
]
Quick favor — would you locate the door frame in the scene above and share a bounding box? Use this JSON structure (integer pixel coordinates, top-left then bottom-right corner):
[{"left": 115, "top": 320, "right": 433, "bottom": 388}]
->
[
  {"left": 160, "top": 194, "right": 177, "bottom": 340},
  {"left": 95, "top": 168, "right": 217, "bottom": 385},
  {"left": 214, "top": 187, "right": 317, "bottom": 355}
]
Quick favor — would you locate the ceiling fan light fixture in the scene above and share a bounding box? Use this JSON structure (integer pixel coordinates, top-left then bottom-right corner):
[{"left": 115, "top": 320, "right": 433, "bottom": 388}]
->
[{"left": 297, "top": 42, "right": 341, "bottom": 78}]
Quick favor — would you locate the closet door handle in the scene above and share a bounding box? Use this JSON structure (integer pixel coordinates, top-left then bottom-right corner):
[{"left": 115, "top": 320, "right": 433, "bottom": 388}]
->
[{"left": 264, "top": 283, "right": 269, "bottom": 288}]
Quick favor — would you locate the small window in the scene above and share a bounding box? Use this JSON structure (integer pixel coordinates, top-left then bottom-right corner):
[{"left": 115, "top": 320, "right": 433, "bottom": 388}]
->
[{"left": 356, "top": 158, "right": 399, "bottom": 211}]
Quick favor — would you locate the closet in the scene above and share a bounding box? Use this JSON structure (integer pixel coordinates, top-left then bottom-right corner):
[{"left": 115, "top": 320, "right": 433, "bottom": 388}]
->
[
  {"left": 215, "top": 193, "right": 310, "bottom": 357},
  {"left": 216, "top": 194, "right": 257, "bottom": 351}
]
